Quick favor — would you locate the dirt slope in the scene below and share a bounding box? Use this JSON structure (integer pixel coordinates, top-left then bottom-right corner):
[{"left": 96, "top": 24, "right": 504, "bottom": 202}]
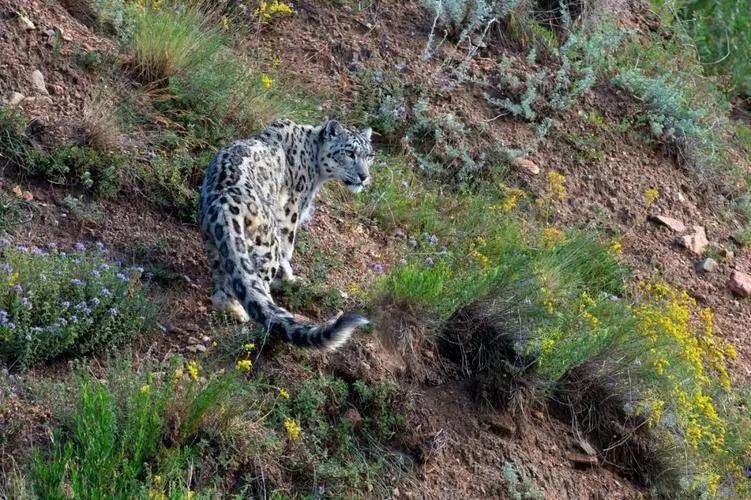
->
[{"left": 2, "top": 0, "right": 750, "bottom": 498}]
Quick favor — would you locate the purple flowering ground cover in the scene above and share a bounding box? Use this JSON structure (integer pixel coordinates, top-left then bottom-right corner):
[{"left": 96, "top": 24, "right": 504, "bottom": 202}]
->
[{"left": 0, "top": 240, "right": 153, "bottom": 369}]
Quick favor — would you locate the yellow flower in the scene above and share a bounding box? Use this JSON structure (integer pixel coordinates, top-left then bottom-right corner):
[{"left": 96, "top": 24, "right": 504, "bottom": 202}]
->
[
  {"left": 278, "top": 387, "right": 290, "bottom": 399},
  {"left": 497, "top": 187, "right": 527, "bottom": 213},
  {"left": 221, "top": 15, "right": 229, "bottom": 30},
  {"left": 609, "top": 240, "right": 623, "bottom": 254},
  {"left": 243, "top": 342, "right": 255, "bottom": 351},
  {"left": 261, "top": 73, "right": 273, "bottom": 89},
  {"left": 546, "top": 171, "right": 567, "bottom": 200},
  {"left": 153, "top": 475, "right": 162, "bottom": 485},
  {"left": 186, "top": 361, "right": 200, "bottom": 381},
  {"left": 236, "top": 359, "right": 253, "bottom": 373},
  {"left": 542, "top": 227, "right": 565, "bottom": 247},
  {"left": 139, "top": 384, "right": 151, "bottom": 395},
  {"left": 643, "top": 188, "right": 660, "bottom": 206},
  {"left": 272, "top": 56, "right": 281, "bottom": 69},
  {"left": 284, "top": 418, "right": 301, "bottom": 440},
  {"left": 187, "top": 491, "right": 195, "bottom": 500}
]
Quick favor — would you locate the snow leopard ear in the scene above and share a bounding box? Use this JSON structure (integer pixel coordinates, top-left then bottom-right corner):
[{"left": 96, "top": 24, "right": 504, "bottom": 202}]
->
[
  {"left": 323, "top": 120, "right": 344, "bottom": 139},
  {"left": 361, "top": 128, "right": 372, "bottom": 141}
]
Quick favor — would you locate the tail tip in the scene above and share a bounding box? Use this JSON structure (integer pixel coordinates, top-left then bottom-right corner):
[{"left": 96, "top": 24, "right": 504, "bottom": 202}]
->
[{"left": 324, "top": 313, "right": 369, "bottom": 351}]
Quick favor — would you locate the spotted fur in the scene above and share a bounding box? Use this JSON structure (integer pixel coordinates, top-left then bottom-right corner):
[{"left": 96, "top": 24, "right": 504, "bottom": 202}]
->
[{"left": 198, "top": 119, "right": 375, "bottom": 350}]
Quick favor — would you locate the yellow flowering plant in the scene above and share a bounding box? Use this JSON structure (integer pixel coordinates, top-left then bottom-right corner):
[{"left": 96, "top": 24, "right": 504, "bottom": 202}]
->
[{"left": 254, "top": 0, "right": 293, "bottom": 23}]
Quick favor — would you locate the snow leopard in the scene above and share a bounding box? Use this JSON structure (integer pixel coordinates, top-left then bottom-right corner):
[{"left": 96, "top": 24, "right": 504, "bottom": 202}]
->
[{"left": 198, "top": 118, "right": 374, "bottom": 350}]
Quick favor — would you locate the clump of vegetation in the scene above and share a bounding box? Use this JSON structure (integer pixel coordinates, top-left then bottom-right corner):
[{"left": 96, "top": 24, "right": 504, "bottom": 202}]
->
[
  {"left": 1, "top": 108, "right": 124, "bottom": 195},
  {"left": 0, "top": 243, "right": 152, "bottom": 370},
  {"left": 349, "top": 69, "right": 410, "bottom": 142},
  {"left": 501, "top": 461, "right": 544, "bottom": 500},
  {"left": 30, "top": 357, "right": 239, "bottom": 498},
  {"left": 654, "top": 0, "right": 751, "bottom": 98}
]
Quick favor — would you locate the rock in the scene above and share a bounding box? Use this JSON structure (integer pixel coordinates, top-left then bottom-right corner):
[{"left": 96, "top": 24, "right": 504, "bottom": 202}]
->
[
  {"left": 19, "top": 15, "right": 35, "bottom": 30},
  {"left": 576, "top": 439, "right": 597, "bottom": 457},
  {"left": 5, "top": 92, "right": 25, "bottom": 106},
  {"left": 187, "top": 344, "right": 207, "bottom": 353},
  {"left": 30, "top": 70, "right": 49, "bottom": 95},
  {"left": 677, "top": 226, "right": 709, "bottom": 256},
  {"left": 483, "top": 415, "right": 516, "bottom": 437},
  {"left": 649, "top": 215, "right": 686, "bottom": 233},
  {"left": 514, "top": 157, "right": 540, "bottom": 175},
  {"left": 201, "top": 335, "right": 210, "bottom": 343},
  {"left": 188, "top": 336, "right": 201, "bottom": 344},
  {"left": 567, "top": 452, "right": 599, "bottom": 467},
  {"left": 695, "top": 258, "right": 718, "bottom": 273},
  {"left": 728, "top": 271, "right": 751, "bottom": 298},
  {"left": 23, "top": 96, "right": 53, "bottom": 106}
]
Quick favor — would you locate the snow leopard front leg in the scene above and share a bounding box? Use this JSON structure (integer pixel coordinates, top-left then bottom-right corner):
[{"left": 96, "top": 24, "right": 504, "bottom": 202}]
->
[{"left": 272, "top": 202, "right": 299, "bottom": 287}]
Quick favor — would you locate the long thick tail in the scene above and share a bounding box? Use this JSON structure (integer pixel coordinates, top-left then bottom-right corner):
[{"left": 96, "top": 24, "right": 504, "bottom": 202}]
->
[{"left": 206, "top": 202, "right": 367, "bottom": 350}]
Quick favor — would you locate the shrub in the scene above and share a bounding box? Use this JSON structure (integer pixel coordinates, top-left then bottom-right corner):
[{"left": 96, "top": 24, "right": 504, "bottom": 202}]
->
[
  {"left": 141, "top": 151, "right": 208, "bottom": 222},
  {"left": 0, "top": 242, "right": 152, "bottom": 369},
  {"left": 655, "top": 0, "right": 751, "bottom": 98},
  {"left": 31, "top": 357, "right": 239, "bottom": 498},
  {"left": 349, "top": 69, "right": 410, "bottom": 142},
  {"left": 25, "top": 146, "right": 124, "bottom": 196},
  {"left": 403, "top": 97, "right": 491, "bottom": 181}
]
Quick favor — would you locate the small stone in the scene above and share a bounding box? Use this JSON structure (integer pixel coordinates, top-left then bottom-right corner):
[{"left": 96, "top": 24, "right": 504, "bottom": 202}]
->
[
  {"left": 393, "top": 228, "right": 407, "bottom": 240},
  {"left": 187, "top": 344, "right": 207, "bottom": 353},
  {"left": 30, "top": 70, "right": 49, "bottom": 95},
  {"left": 483, "top": 415, "right": 516, "bottom": 436},
  {"left": 19, "top": 15, "right": 35, "bottom": 30},
  {"left": 567, "top": 452, "right": 599, "bottom": 467},
  {"left": 695, "top": 258, "right": 718, "bottom": 273},
  {"left": 338, "top": 289, "right": 349, "bottom": 300},
  {"left": 677, "top": 192, "right": 685, "bottom": 203},
  {"left": 201, "top": 335, "right": 210, "bottom": 343},
  {"left": 576, "top": 439, "right": 597, "bottom": 457},
  {"left": 408, "top": 238, "right": 417, "bottom": 248},
  {"left": 649, "top": 215, "right": 686, "bottom": 233},
  {"left": 728, "top": 271, "right": 751, "bottom": 298},
  {"left": 677, "top": 226, "right": 709, "bottom": 256},
  {"left": 188, "top": 336, "right": 201, "bottom": 344},
  {"left": 5, "top": 92, "right": 24, "bottom": 106},
  {"left": 514, "top": 157, "right": 540, "bottom": 175}
]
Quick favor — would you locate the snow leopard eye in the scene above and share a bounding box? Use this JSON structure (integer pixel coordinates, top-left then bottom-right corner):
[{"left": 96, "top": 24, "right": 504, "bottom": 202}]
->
[{"left": 346, "top": 151, "right": 356, "bottom": 160}]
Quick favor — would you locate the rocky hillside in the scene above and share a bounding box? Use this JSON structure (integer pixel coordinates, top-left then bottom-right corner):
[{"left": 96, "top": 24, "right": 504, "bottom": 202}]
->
[{"left": 1, "top": 0, "right": 750, "bottom": 498}]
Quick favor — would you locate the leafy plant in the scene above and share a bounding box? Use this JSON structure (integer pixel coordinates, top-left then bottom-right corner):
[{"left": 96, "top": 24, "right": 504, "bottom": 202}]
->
[{"left": 0, "top": 242, "right": 152, "bottom": 369}]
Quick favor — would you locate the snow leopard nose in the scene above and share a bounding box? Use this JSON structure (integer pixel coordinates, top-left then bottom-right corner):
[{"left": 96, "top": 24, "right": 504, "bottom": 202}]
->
[{"left": 358, "top": 172, "right": 368, "bottom": 182}]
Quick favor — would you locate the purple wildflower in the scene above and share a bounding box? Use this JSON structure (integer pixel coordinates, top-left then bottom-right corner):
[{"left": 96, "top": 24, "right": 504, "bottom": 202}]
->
[
  {"left": 16, "top": 245, "right": 28, "bottom": 253},
  {"left": 72, "top": 258, "right": 81, "bottom": 265},
  {"left": 12, "top": 284, "right": 22, "bottom": 294},
  {"left": 91, "top": 270, "right": 101, "bottom": 279},
  {"left": 116, "top": 273, "right": 128, "bottom": 282},
  {"left": 1, "top": 263, "right": 11, "bottom": 275},
  {"left": 0, "top": 238, "right": 10, "bottom": 247},
  {"left": 130, "top": 266, "right": 145, "bottom": 274},
  {"left": 0, "top": 310, "right": 7, "bottom": 324},
  {"left": 424, "top": 257, "right": 434, "bottom": 266},
  {"left": 57, "top": 317, "right": 68, "bottom": 326},
  {"left": 61, "top": 301, "right": 70, "bottom": 309},
  {"left": 74, "top": 241, "right": 86, "bottom": 251},
  {"left": 31, "top": 247, "right": 44, "bottom": 256},
  {"left": 7, "top": 322, "right": 16, "bottom": 330},
  {"left": 75, "top": 301, "right": 88, "bottom": 311},
  {"left": 95, "top": 241, "right": 106, "bottom": 251},
  {"left": 370, "top": 262, "right": 384, "bottom": 273},
  {"left": 21, "top": 298, "right": 32, "bottom": 310},
  {"left": 108, "top": 308, "right": 118, "bottom": 317},
  {"left": 69, "top": 315, "right": 78, "bottom": 323},
  {"left": 100, "top": 287, "right": 112, "bottom": 297},
  {"left": 71, "top": 279, "right": 84, "bottom": 286},
  {"left": 31, "top": 326, "right": 43, "bottom": 334},
  {"left": 39, "top": 272, "right": 47, "bottom": 282},
  {"left": 90, "top": 297, "right": 101, "bottom": 306},
  {"left": 46, "top": 242, "right": 58, "bottom": 250},
  {"left": 99, "top": 263, "right": 110, "bottom": 270}
]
